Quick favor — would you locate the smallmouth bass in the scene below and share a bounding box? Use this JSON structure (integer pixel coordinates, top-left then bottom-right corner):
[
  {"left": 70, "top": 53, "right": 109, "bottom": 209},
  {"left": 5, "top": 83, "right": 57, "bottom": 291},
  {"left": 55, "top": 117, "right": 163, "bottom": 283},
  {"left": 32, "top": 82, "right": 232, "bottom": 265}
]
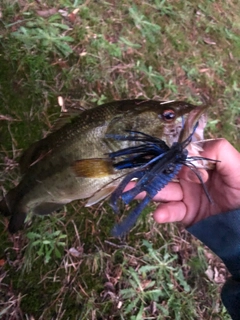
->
[{"left": 0, "top": 99, "right": 204, "bottom": 233}]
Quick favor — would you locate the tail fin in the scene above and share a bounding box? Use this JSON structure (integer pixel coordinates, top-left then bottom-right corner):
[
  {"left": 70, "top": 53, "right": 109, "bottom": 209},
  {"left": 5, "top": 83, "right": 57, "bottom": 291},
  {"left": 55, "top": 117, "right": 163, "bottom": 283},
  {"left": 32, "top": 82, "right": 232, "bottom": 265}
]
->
[
  {"left": 0, "top": 188, "right": 26, "bottom": 233},
  {"left": 0, "top": 197, "right": 11, "bottom": 217},
  {"left": 8, "top": 211, "right": 27, "bottom": 233}
]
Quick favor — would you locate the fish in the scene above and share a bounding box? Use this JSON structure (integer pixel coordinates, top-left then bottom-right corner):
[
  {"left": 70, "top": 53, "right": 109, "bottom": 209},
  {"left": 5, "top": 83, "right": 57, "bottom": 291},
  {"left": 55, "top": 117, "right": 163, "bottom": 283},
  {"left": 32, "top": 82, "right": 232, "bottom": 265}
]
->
[
  {"left": 0, "top": 99, "right": 203, "bottom": 233},
  {"left": 108, "top": 104, "right": 215, "bottom": 237}
]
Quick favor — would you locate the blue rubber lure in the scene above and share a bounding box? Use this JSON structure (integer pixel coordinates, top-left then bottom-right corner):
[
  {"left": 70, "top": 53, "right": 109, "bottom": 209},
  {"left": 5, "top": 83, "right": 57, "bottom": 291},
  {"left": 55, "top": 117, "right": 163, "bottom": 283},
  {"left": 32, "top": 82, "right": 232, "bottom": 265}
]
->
[{"left": 108, "top": 123, "right": 217, "bottom": 237}]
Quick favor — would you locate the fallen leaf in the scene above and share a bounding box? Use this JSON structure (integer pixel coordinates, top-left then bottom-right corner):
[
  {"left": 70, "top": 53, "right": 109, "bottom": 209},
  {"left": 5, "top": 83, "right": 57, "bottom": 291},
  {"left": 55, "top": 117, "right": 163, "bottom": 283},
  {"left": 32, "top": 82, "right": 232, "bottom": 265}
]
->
[
  {"left": 36, "top": 8, "right": 58, "bottom": 18},
  {"left": 0, "top": 259, "right": 6, "bottom": 267},
  {"left": 0, "top": 115, "right": 18, "bottom": 121},
  {"left": 203, "top": 37, "right": 216, "bottom": 45}
]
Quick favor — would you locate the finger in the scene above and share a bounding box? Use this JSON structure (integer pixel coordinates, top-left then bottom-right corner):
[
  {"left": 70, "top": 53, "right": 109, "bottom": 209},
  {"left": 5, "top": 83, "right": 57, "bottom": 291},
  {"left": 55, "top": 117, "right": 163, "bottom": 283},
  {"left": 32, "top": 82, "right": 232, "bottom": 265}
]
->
[
  {"left": 124, "top": 181, "right": 183, "bottom": 202},
  {"left": 152, "top": 182, "right": 183, "bottom": 202},
  {"left": 178, "top": 138, "right": 240, "bottom": 184},
  {"left": 153, "top": 202, "right": 187, "bottom": 223},
  {"left": 154, "top": 180, "right": 206, "bottom": 226},
  {"left": 201, "top": 139, "right": 240, "bottom": 179}
]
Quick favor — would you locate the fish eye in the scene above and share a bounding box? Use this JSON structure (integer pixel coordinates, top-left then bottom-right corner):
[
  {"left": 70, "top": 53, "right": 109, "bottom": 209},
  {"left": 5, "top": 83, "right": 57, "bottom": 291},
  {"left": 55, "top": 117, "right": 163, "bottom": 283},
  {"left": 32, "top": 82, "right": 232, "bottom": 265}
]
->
[{"left": 162, "top": 109, "right": 176, "bottom": 121}]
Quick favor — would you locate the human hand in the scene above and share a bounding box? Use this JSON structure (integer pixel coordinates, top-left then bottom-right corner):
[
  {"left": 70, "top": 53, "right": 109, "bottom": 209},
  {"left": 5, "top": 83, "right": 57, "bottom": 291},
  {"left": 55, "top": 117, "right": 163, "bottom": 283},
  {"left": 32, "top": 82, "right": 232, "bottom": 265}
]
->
[{"left": 128, "top": 139, "right": 240, "bottom": 227}]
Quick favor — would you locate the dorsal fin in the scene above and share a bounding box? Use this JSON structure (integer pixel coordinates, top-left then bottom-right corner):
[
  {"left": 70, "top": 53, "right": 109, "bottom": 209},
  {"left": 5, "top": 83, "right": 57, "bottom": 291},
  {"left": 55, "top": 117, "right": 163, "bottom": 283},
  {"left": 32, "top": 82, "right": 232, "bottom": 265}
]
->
[
  {"left": 19, "top": 106, "right": 86, "bottom": 173},
  {"left": 51, "top": 107, "right": 86, "bottom": 132}
]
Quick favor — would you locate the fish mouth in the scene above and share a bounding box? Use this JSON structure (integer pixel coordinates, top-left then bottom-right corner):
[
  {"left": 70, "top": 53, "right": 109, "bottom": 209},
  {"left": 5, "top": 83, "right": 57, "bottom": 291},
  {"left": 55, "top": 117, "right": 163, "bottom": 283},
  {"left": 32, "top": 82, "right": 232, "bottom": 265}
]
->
[{"left": 178, "top": 104, "right": 209, "bottom": 143}]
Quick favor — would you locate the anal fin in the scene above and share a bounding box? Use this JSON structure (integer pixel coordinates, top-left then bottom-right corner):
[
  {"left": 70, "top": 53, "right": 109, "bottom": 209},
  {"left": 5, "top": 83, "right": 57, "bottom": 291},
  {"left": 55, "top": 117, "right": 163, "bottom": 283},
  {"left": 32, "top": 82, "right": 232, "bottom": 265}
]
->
[{"left": 33, "top": 202, "right": 64, "bottom": 216}]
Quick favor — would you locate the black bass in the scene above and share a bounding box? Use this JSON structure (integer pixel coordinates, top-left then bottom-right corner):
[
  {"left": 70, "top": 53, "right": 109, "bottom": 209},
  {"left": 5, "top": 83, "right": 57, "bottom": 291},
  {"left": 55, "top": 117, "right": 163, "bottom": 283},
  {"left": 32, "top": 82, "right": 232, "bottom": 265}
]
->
[{"left": 0, "top": 99, "right": 202, "bottom": 233}]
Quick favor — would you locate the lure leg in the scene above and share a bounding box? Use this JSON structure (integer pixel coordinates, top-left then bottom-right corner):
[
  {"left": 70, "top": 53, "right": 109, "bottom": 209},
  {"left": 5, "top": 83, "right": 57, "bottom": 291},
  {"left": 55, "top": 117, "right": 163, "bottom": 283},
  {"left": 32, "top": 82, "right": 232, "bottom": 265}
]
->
[
  {"left": 111, "top": 195, "right": 152, "bottom": 237},
  {"left": 110, "top": 171, "right": 145, "bottom": 213}
]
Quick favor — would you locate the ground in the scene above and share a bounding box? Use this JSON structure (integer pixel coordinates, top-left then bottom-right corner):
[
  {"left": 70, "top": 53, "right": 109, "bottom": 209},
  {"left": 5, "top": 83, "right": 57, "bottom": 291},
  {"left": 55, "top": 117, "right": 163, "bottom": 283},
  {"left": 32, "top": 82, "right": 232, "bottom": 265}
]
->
[{"left": 0, "top": 1, "right": 239, "bottom": 319}]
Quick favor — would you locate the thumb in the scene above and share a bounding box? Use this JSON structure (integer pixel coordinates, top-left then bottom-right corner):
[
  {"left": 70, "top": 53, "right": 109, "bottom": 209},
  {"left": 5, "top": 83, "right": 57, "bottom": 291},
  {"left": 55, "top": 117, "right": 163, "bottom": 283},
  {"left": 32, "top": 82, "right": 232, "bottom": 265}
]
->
[
  {"left": 178, "top": 166, "right": 209, "bottom": 184},
  {"left": 201, "top": 139, "right": 240, "bottom": 181}
]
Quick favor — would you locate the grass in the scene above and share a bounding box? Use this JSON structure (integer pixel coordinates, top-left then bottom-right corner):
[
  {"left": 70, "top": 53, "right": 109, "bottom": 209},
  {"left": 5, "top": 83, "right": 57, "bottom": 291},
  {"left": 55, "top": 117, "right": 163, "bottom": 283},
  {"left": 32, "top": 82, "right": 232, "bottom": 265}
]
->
[{"left": 0, "top": 0, "right": 239, "bottom": 319}]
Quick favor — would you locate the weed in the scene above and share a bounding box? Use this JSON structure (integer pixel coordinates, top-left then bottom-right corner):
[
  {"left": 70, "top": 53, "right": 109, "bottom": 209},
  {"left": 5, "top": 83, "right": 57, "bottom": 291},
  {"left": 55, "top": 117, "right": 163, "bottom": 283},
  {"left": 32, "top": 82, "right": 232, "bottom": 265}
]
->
[
  {"left": 129, "top": 5, "right": 161, "bottom": 43},
  {"left": 119, "top": 240, "right": 195, "bottom": 319},
  {"left": 24, "top": 214, "right": 67, "bottom": 269}
]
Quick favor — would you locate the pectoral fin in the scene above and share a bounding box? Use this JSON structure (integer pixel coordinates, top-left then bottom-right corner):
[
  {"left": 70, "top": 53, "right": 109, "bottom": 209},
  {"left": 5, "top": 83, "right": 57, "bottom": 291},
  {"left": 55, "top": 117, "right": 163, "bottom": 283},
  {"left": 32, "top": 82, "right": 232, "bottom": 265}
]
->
[
  {"left": 85, "top": 185, "right": 117, "bottom": 206},
  {"left": 72, "top": 158, "right": 115, "bottom": 178}
]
